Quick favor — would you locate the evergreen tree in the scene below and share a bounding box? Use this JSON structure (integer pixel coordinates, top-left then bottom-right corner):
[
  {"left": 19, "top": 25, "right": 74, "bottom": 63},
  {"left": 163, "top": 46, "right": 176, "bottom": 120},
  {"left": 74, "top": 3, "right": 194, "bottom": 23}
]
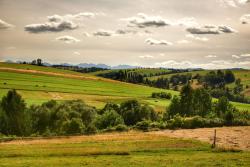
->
[
  {"left": 179, "top": 83, "right": 194, "bottom": 116},
  {"left": 1, "top": 90, "right": 27, "bottom": 135}
]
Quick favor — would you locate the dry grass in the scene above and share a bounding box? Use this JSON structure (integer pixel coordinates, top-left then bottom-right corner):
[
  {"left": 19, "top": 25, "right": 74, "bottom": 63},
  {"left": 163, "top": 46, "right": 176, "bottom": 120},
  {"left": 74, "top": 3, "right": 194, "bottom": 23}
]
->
[{"left": 150, "top": 126, "right": 250, "bottom": 150}]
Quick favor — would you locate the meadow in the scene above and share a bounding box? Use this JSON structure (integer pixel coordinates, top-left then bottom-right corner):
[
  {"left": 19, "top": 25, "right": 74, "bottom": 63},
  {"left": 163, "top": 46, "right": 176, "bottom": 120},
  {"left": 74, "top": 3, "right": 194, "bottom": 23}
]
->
[
  {"left": 0, "top": 131, "right": 249, "bottom": 167},
  {"left": 0, "top": 63, "right": 177, "bottom": 111},
  {"left": 0, "top": 63, "right": 249, "bottom": 112}
]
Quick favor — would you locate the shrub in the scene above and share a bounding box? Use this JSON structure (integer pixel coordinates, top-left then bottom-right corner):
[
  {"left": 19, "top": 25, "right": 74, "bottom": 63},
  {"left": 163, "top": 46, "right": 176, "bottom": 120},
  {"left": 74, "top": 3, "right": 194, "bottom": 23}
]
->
[
  {"left": 85, "top": 124, "right": 97, "bottom": 134},
  {"left": 64, "top": 118, "right": 85, "bottom": 135},
  {"left": 120, "top": 100, "right": 157, "bottom": 125},
  {"left": 95, "top": 110, "right": 124, "bottom": 130},
  {"left": 115, "top": 124, "right": 128, "bottom": 132},
  {"left": 135, "top": 120, "right": 151, "bottom": 131},
  {"left": 152, "top": 92, "right": 172, "bottom": 99}
]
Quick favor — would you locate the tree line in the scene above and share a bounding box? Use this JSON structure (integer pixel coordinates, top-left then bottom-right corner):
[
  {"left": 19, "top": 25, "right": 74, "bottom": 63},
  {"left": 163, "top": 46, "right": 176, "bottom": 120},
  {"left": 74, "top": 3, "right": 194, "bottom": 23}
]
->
[{"left": 0, "top": 89, "right": 249, "bottom": 137}]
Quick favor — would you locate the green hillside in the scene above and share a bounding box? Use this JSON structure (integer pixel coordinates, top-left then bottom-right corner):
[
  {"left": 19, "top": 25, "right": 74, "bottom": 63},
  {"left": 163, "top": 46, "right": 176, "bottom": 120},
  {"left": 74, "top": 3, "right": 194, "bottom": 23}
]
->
[
  {"left": 0, "top": 63, "right": 176, "bottom": 111},
  {"left": 0, "top": 63, "right": 249, "bottom": 111}
]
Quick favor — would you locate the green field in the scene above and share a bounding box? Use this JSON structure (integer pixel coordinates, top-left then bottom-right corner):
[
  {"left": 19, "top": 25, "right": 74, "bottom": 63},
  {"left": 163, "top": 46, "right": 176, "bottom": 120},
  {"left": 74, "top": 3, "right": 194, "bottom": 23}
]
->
[
  {"left": 0, "top": 63, "right": 249, "bottom": 111},
  {"left": 0, "top": 63, "right": 177, "bottom": 111},
  {"left": 0, "top": 132, "right": 249, "bottom": 167},
  {"left": 147, "top": 70, "right": 250, "bottom": 96}
]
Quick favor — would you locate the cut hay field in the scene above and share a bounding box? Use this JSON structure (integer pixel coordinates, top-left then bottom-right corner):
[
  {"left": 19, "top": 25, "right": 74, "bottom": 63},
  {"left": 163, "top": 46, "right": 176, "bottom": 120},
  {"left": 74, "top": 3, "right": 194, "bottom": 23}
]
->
[
  {"left": 0, "top": 63, "right": 250, "bottom": 111},
  {"left": 0, "top": 127, "right": 250, "bottom": 167}
]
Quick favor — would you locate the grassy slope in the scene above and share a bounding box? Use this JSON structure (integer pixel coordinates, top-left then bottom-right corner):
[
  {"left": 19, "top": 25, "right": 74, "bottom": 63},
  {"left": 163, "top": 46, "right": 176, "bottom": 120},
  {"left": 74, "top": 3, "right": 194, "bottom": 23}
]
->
[
  {"left": 0, "top": 132, "right": 249, "bottom": 167},
  {"left": 0, "top": 63, "right": 176, "bottom": 111},
  {"left": 0, "top": 63, "right": 249, "bottom": 111},
  {"left": 147, "top": 69, "right": 250, "bottom": 87}
]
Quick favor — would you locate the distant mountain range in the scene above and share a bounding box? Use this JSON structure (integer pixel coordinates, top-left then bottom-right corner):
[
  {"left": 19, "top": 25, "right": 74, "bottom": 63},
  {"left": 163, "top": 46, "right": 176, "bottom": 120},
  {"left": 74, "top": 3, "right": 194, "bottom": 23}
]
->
[
  {"left": 59, "top": 63, "right": 139, "bottom": 69},
  {"left": 5, "top": 60, "right": 140, "bottom": 69}
]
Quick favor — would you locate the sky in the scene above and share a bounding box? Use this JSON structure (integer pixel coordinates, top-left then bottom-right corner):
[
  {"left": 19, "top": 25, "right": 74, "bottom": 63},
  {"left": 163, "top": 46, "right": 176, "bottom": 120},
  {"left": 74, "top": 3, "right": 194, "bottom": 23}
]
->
[{"left": 0, "top": 0, "right": 250, "bottom": 69}]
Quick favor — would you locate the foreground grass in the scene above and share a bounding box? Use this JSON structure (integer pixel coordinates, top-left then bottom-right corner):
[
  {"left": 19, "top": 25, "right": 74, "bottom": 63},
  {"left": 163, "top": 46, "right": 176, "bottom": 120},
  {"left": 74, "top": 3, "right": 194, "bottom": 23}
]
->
[{"left": 0, "top": 132, "right": 249, "bottom": 167}]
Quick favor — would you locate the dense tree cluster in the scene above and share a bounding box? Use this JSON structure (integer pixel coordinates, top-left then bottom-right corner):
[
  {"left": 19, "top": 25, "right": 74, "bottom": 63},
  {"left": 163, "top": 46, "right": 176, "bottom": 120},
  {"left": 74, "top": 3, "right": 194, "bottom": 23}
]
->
[
  {"left": 151, "top": 92, "right": 172, "bottom": 99},
  {"left": 164, "top": 83, "right": 248, "bottom": 127},
  {"left": 200, "top": 70, "right": 235, "bottom": 88},
  {"left": 0, "top": 90, "right": 157, "bottom": 136},
  {"left": 0, "top": 89, "right": 249, "bottom": 137}
]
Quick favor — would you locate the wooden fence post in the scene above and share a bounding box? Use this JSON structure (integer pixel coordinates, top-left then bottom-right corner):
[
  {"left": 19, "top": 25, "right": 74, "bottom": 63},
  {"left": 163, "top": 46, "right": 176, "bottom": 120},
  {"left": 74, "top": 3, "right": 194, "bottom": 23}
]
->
[{"left": 212, "top": 129, "right": 217, "bottom": 148}]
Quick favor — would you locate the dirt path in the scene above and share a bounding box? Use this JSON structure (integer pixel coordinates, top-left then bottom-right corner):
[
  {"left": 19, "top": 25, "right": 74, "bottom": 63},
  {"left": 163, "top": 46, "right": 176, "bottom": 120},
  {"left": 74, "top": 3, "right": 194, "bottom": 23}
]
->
[
  {"left": 1, "top": 126, "right": 249, "bottom": 150},
  {"left": 150, "top": 126, "right": 250, "bottom": 150}
]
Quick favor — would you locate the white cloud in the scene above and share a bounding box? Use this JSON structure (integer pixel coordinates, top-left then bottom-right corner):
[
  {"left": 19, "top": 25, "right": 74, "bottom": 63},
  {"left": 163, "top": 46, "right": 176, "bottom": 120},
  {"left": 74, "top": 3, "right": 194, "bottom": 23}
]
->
[
  {"left": 186, "top": 25, "right": 236, "bottom": 35},
  {"left": 115, "top": 29, "right": 137, "bottom": 35},
  {"left": 218, "top": 0, "right": 250, "bottom": 8},
  {"left": 25, "top": 20, "right": 78, "bottom": 33},
  {"left": 241, "top": 53, "right": 250, "bottom": 57},
  {"left": 83, "top": 32, "right": 91, "bottom": 37},
  {"left": 73, "top": 51, "right": 81, "bottom": 55},
  {"left": 155, "top": 59, "right": 250, "bottom": 69},
  {"left": 25, "top": 12, "right": 98, "bottom": 33},
  {"left": 145, "top": 38, "right": 173, "bottom": 46},
  {"left": 0, "top": 19, "right": 14, "bottom": 29},
  {"left": 205, "top": 55, "right": 217, "bottom": 58},
  {"left": 139, "top": 55, "right": 154, "bottom": 59},
  {"left": 186, "top": 34, "right": 209, "bottom": 42},
  {"left": 232, "top": 55, "right": 241, "bottom": 59},
  {"left": 48, "top": 12, "right": 97, "bottom": 22},
  {"left": 93, "top": 29, "right": 114, "bottom": 36},
  {"left": 124, "top": 13, "right": 171, "bottom": 28},
  {"left": 56, "top": 36, "right": 80, "bottom": 43},
  {"left": 176, "top": 17, "right": 199, "bottom": 27},
  {"left": 177, "top": 39, "right": 191, "bottom": 44},
  {"left": 240, "top": 14, "right": 250, "bottom": 24}
]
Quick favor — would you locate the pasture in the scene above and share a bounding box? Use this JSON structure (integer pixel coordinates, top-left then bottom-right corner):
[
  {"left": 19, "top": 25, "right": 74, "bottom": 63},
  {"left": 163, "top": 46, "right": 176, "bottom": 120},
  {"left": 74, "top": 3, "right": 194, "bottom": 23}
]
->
[
  {"left": 0, "top": 128, "right": 250, "bottom": 167},
  {"left": 0, "top": 63, "right": 249, "bottom": 112}
]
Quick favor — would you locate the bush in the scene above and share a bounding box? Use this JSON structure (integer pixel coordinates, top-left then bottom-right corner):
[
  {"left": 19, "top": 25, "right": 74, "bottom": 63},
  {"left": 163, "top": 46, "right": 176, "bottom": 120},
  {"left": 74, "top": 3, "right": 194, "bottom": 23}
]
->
[
  {"left": 85, "top": 124, "right": 97, "bottom": 135},
  {"left": 152, "top": 92, "right": 172, "bottom": 99},
  {"left": 115, "top": 124, "right": 128, "bottom": 132},
  {"left": 120, "top": 100, "right": 158, "bottom": 125},
  {"left": 135, "top": 120, "right": 151, "bottom": 131},
  {"left": 63, "top": 118, "right": 85, "bottom": 135},
  {"left": 95, "top": 110, "right": 124, "bottom": 130},
  {"left": 167, "top": 114, "right": 184, "bottom": 129}
]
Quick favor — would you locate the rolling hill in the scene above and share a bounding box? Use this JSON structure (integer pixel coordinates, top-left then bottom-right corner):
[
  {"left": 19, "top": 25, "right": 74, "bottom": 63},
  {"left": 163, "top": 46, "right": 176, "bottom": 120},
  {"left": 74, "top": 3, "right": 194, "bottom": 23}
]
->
[{"left": 0, "top": 63, "right": 249, "bottom": 111}]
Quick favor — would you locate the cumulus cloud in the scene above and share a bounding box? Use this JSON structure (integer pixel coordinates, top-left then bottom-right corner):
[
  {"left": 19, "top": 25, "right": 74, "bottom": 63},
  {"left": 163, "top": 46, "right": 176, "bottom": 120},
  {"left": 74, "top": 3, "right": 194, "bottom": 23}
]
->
[
  {"left": 145, "top": 38, "right": 173, "bottom": 46},
  {"left": 139, "top": 55, "right": 154, "bottom": 59},
  {"left": 124, "top": 13, "right": 171, "bottom": 28},
  {"left": 56, "top": 36, "right": 80, "bottom": 43},
  {"left": 155, "top": 59, "right": 250, "bottom": 69},
  {"left": 218, "top": 0, "right": 250, "bottom": 8},
  {"left": 231, "top": 53, "right": 250, "bottom": 59},
  {"left": 186, "top": 25, "right": 236, "bottom": 35},
  {"left": 25, "top": 20, "right": 78, "bottom": 33},
  {"left": 177, "top": 39, "right": 191, "bottom": 44},
  {"left": 205, "top": 55, "right": 217, "bottom": 58},
  {"left": 48, "top": 12, "right": 97, "bottom": 22},
  {"left": 73, "top": 51, "right": 81, "bottom": 55},
  {"left": 186, "top": 34, "right": 209, "bottom": 42},
  {"left": 115, "top": 29, "right": 137, "bottom": 35},
  {"left": 0, "top": 19, "right": 14, "bottom": 29},
  {"left": 176, "top": 17, "right": 199, "bottom": 27},
  {"left": 25, "top": 12, "right": 98, "bottom": 33},
  {"left": 93, "top": 29, "right": 114, "bottom": 36},
  {"left": 240, "top": 14, "right": 250, "bottom": 24},
  {"left": 241, "top": 53, "right": 250, "bottom": 57},
  {"left": 92, "top": 29, "right": 137, "bottom": 37},
  {"left": 232, "top": 55, "right": 241, "bottom": 59}
]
